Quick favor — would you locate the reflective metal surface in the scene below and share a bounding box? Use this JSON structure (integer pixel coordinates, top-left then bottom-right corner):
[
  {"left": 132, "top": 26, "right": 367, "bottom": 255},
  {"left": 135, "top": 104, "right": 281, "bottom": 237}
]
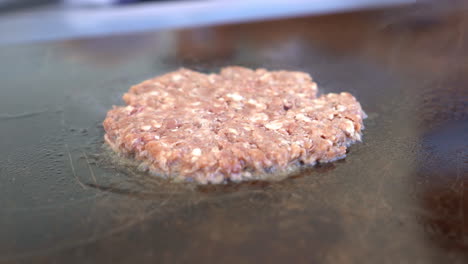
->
[{"left": 0, "top": 6, "right": 467, "bottom": 263}]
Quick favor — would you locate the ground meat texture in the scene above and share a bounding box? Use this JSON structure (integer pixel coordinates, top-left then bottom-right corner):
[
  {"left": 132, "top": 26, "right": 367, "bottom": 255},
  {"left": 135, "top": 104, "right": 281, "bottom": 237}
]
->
[{"left": 103, "top": 66, "right": 366, "bottom": 184}]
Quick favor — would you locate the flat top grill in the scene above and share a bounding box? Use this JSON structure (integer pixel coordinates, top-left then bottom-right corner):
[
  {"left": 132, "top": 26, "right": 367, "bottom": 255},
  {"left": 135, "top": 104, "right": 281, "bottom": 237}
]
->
[{"left": 0, "top": 6, "right": 467, "bottom": 263}]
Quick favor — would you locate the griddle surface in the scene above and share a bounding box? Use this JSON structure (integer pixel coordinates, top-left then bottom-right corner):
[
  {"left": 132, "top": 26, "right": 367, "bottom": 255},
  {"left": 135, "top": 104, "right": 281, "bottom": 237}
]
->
[{"left": 0, "top": 8, "right": 467, "bottom": 264}]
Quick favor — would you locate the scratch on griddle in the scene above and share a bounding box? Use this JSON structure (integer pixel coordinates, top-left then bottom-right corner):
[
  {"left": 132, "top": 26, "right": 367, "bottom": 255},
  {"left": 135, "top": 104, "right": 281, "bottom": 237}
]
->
[
  {"left": 457, "top": 19, "right": 466, "bottom": 52},
  {"left": 39, "top": 48, "right": 52, "bottom": 76},
  {"left": 387, "top": 32, "right": 405, "bottom": 74},
  {"left": 360, "top": 160, "right": 392, "bottom": 242},
  {"left": 83, "top": 151, "right": 97, "bottom": 184},
  {"left": 457, "top": 150, "right": 465, "bottom": 243},
  {"left": 66, "top": 143, "right": 86, "bottom": 189},
  {"left": 0, "top": 109, "right": 49, "bottom": 120},
  {"left": 0, "top": 198, "right": 165, "bottom": 262}
]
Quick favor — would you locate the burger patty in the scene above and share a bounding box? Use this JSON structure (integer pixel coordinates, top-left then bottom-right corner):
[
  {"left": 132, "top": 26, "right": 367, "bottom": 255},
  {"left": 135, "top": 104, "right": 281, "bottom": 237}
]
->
[{"left": 103, "top": 66, "right": 366, "bottom": 184}]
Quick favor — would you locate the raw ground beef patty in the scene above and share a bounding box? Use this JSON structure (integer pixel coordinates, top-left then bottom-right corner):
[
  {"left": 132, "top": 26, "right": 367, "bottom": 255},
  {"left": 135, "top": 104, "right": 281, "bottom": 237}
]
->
[{"left": 103, "top": 66, "right": 366, "bottom": 184}]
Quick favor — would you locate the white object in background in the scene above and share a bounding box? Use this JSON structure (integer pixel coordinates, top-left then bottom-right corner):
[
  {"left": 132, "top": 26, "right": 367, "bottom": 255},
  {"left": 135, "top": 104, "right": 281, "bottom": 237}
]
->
[
  {"left": 0, "top": 0, "right": 415, "bottom": 45},
  {"left": 64, "top": 0, "right": 117, "bottom": 6}
]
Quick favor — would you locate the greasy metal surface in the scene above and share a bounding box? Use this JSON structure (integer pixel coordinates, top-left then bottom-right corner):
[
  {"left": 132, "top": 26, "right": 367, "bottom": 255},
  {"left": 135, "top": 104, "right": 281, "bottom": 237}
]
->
[{"left": 0, "top": 7, "right": 467, "bottom": 264}]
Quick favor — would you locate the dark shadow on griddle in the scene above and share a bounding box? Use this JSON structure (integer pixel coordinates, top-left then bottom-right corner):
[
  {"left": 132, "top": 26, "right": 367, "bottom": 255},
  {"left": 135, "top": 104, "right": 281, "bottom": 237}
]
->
[{"left": 414, "top": 120, "right": 468, "bottom": 261}]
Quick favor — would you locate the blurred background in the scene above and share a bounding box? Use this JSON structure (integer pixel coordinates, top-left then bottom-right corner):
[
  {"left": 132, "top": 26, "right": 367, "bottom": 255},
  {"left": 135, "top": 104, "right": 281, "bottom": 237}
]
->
[{"left": 0, "top": 0, "right": 418, "bottom": 45}]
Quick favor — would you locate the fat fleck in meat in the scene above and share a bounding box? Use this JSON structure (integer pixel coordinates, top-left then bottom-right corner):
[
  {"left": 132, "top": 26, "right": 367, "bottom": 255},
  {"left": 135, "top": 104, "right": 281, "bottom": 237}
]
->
[{"left": 103, "top": 66, "right": 366, "bottom": 184}]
